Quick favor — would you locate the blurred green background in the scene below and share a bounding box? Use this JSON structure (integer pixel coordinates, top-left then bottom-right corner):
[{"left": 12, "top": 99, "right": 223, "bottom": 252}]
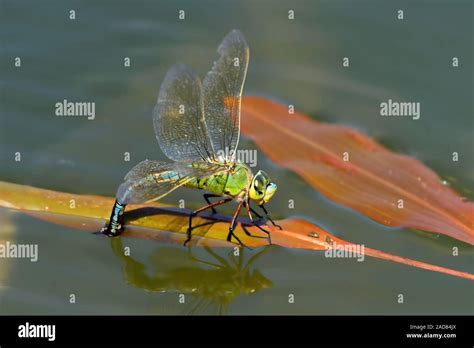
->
[{"left": 0, "top": 0, "right": 472, "bottom": 314}]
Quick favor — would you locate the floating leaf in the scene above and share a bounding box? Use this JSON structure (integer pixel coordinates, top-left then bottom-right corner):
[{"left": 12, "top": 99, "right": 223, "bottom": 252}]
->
[
  {"left": 0, "top": 181, "right": 472, "bottom": 280},
  {"left": 241, "top": 97, "right": 474, "bottom": 245}
]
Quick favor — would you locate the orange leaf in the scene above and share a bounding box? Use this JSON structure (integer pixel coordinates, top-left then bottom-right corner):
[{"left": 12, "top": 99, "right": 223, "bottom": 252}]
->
[
  {"left": 241, "top": 97, "right": 474, "bottom": 245},
  {"left": 0, "top": 181, "right": 472, "bottom": 281}
]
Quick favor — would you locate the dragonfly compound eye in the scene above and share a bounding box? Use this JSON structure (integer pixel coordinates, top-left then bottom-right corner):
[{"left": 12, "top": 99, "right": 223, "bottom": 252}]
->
[{"left": 253, "top": 174, "right": 265, "bottom": 193}]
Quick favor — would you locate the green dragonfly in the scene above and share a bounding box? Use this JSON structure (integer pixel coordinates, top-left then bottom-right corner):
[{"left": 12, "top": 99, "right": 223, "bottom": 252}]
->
[{"left": 102, "top": 30, "right": 280, "bottom": 245}]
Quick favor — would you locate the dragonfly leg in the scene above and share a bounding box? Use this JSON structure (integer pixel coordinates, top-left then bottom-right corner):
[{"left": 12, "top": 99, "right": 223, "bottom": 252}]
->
[
  {"left": 227, "top": 201, "right": 249, "bottom": 248},
  {"left": 249, "top": 206, "right": 263, "bottom": 219},
  {"left": 184, "top": 197, "right": 232, "bottom": 246},
  {"left": 203, "top": 193, "right": 223, "bottom": 214},
  {"left": 241, "top": 225, "right": 268, "bottom": 240},
  {"left": 244, "top": 201, "right": 272, "bottom": 244},
  {"left": 259, "top": 204, "right": 282, "bottom": 230}
]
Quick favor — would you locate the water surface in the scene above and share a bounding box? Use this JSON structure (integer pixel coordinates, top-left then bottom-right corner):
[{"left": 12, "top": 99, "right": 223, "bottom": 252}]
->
[{"left": 0, "top": 0, "right": 472, "bottom": 314}]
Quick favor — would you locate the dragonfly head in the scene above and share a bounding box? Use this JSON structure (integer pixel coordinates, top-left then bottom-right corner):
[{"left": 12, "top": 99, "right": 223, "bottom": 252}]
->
[{"left": 249, "top": 170, "right": 277, "bottom": 205}]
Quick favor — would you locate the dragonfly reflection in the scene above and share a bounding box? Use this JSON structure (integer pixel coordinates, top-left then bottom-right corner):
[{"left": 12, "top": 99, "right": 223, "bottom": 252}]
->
[{"left": 110, "top": 238, "right": 273, "bottom": 314}]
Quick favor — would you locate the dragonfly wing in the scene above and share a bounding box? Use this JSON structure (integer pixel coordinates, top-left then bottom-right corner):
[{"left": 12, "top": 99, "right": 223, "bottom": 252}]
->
[
  {"left": 116, "top": 160, "right": 226, "bottom": 204},
  {"left": 154, "top": 64, "right": 216, "bottom": 162},
  {"left": 203, "top": 30, "right": 249, "bottom": 161}
]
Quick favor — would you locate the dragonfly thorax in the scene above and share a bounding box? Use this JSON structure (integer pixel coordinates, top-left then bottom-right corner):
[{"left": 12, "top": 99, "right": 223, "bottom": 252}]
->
[
  {"left": 188, "top": 164, "right": 277, "bottom": 205},
  {"left": 185, "top": 162, "right": 251, "bottom": 200}
]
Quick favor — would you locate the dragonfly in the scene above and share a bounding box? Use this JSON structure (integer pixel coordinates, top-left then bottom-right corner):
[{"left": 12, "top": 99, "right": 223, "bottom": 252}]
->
[{"left": 102, "top": 30, "right": 280, "bottom": 245}]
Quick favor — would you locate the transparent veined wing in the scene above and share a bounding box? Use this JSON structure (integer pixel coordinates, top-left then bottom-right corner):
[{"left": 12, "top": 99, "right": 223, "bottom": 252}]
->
[
  {"left": 116, "top": 160, "right": 227, "bottom": 204},
  {"left": 154, "top": 64, "right": 216, "bottom": 162},
  {"left": 202, "top": 30, "right": 249, "bottom": 161}
]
